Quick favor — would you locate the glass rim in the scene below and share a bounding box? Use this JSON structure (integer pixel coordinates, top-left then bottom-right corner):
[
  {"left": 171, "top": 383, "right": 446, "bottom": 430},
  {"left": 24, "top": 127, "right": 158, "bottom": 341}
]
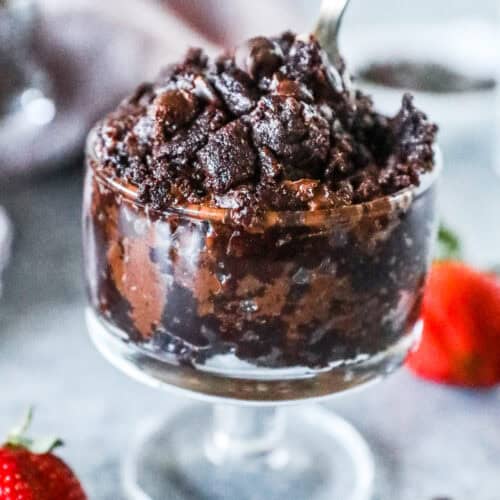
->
[{"left": 86, "top": 126, "right": 442, "bottom": 227}]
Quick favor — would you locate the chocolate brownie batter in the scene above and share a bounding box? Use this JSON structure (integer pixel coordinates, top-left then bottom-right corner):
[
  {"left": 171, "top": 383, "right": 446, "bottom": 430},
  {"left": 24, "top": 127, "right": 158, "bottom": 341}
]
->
[
  {"left": 93, "top": 32, "right": 436, "bottom": 227},
  {"left": 84, "top": 33, "right": 439, "bottom": 381}
]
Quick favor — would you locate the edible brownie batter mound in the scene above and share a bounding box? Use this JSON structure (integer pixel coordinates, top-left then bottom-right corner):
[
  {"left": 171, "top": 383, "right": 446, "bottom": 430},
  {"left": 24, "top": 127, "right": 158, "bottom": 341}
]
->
[{"left": 94, "top": 32, "right": 437, "bottom": 226}]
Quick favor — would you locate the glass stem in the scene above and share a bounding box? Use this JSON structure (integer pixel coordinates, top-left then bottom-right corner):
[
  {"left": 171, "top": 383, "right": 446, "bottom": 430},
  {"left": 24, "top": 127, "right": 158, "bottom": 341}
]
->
[{"left": 205, "top": 404, "right": 285, "bottom": 463}]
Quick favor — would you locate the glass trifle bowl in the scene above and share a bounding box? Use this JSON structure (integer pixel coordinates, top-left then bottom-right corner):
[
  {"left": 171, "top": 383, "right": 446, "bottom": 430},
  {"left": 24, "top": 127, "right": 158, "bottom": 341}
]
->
[{"left": 83, "top": 32, "right": 440, "bottom": 500}]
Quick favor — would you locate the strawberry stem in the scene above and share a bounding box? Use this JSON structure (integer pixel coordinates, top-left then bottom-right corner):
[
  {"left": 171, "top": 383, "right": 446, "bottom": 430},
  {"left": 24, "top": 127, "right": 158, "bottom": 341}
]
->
[
  {"left": 6, "top": 408, "right": 63, "bottom": 454},
  {"left": 8, "top": 407, "right": 34, "bottom": 439}
]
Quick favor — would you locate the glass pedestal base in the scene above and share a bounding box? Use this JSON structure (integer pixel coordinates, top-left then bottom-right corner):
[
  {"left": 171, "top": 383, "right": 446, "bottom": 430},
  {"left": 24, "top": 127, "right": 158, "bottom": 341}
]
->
[{"left": 123, "top": 404, "right": 374, "bottom": 500}]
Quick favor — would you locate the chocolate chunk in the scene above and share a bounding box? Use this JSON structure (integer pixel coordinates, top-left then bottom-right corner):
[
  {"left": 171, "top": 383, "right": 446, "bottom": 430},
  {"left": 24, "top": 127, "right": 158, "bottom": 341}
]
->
[
  {"left": 234, "top": 36, "right": 284, "bottom": 80},
  {"left": 378, "top": 157, "right": 419, "bottom": 193},
  {"left": 286, "top": 39, "right": 322, "bottom": 77},
  {"left": 184, "top": 47, "right": 209, "bottom": 69},
  {"left": 324, "top": 130, "right": 356, "bottom": 180},
  {"left": 126, "top": 82, "right": 155, "bottom": 107},
  {"left": 250, "top": 95, "right": 329, "bottom": 175},
  {"left": 192, "top": 75, "right": 220, "bottom": 105},
  {"left": 151, "top": 89, "right": 199, "bottom": 137},
  {"left": 197, "top": 120, "right": 256, "bottom": 194},
  {"left": 211, "top": 60, "right": 257, "bottom": 116},
  {"left": 157, "top": 48, "right": 208, "bottom": 84},
  {"left": 354, "top": 175, "right": 382, "bottom": 203},
  {"left": 272, "top": 76, "right": 314, "bottom": 102},
  {"left": 258, "top": 146, "right": 284, "bottom": 182},
  {"left": 250, "top": 95, "right": 307, "bottom": 154},
  {"left": 154, "top": 106, "right": 227, "bottom": 167},
  {"left": 274, "top": 31, "right": 296, "bottom": 56},
  {"left": 392, "top": 93, "right": 438, "bottom": 170},
  {"left": 332, "top": 179, "right": 354, "bottom": 205}
]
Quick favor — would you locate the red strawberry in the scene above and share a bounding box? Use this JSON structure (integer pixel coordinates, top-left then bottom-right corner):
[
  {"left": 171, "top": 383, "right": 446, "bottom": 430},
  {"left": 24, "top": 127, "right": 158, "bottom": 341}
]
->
[
  {"left": 0, "top": 410, "right": 87, "bottom": 500},
  {"left": 406, "top": 261, "right": 500, "bottom": 387}
]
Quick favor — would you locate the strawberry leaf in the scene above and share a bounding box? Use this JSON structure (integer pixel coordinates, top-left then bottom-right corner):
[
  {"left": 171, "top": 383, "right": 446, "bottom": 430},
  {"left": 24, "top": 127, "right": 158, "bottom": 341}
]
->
[
  {"left": 25, "top": 436, "right": 64, "bottom": 454},
  {"left": 435, "top": 224, "right": 462, "bottom": 261}
]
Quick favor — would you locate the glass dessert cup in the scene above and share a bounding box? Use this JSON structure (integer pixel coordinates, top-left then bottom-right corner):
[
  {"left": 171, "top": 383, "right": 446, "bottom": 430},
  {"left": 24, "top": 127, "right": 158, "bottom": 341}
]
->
[{"left": 83, "top": 134, "right": 441, "bottom": 500}]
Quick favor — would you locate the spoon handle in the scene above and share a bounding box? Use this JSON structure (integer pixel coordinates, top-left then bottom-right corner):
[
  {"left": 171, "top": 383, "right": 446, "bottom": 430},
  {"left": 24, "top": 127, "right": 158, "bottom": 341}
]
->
[{"left": 314, "top": 0, "right": 350, "bottom": 67}]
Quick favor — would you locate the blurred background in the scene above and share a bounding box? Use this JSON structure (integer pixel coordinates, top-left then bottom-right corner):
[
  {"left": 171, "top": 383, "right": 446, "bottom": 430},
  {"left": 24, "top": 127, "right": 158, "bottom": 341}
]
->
[{"left": 0, "top": 1, "right": 499, "bottom": 499}]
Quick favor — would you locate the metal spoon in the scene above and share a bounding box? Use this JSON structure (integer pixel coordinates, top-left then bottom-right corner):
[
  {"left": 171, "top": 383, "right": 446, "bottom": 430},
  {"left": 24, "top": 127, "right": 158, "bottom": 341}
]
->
[{"left": 314, "top": 0, "right": 351, "bottom": 76}]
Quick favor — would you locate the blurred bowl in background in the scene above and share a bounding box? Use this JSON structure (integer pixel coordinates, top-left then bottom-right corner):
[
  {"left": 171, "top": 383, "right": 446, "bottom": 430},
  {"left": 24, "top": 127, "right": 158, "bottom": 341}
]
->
[
  {"left": 345, "top": 21, "right": 497, "bottom": 166},
  {"left": 0, "top": 0, "right": 55, "bottom": 124}
]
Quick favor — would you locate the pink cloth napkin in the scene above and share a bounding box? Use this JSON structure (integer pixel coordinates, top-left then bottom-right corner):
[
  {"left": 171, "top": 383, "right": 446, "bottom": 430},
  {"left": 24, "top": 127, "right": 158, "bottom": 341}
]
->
[
  {"left": 0, "top": 0, "right": 319, "bottom": 179},
  {"left": 164, "top": 0, "right": 318, "bottom": 46},
  {"left": 0, "top": 0, "right": 213, "bottom": 178}
]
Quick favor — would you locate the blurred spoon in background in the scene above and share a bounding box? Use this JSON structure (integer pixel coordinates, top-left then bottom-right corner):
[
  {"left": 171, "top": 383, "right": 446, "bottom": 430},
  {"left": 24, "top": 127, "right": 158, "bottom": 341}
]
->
[{"left": 314, "top": 0, "right": 353, "bottom": 93}]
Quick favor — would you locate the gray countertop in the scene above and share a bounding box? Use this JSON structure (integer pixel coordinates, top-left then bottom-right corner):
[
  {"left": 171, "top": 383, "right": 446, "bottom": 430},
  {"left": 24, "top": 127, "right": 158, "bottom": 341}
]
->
[{"left": 1, "top": 154, "right": 500, "bottom": 500}]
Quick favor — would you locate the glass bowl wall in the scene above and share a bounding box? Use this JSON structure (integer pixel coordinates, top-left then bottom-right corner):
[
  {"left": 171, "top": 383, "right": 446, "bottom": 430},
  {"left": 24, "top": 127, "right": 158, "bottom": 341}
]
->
[{"left": 83, "top": 137, "right": 440, "bottom": 403}]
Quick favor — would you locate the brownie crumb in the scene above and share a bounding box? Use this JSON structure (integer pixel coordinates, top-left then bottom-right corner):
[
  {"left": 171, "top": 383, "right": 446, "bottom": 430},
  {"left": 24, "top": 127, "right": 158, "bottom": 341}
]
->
[
  {"left": 93, "top": 32, "right": 437, "bottom": 224},
  {"left": 197, "top": 120, "right": 256, "bottom": 193}
]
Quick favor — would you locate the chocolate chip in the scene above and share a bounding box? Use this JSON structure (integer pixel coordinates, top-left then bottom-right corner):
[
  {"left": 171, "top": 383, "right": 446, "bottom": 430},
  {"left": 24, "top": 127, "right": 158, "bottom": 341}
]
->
[
  {"left": 234, "top": 36, "right": 283, "bottom": 80},
  {"left": 151, "top": 89, "right": 199, "bottom": 137}
]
